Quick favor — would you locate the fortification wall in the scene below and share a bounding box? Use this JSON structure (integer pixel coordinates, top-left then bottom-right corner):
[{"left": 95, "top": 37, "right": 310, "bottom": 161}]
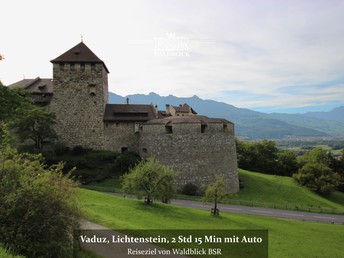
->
[
  {"left": 139, "top": 123, "right": 239, "bottom": 193},
  {"left": 50, "top": 63, "right": 107, "bottom": 149},
  {"left": 104, "top": 122, "right": 139, "bottom": 153}
]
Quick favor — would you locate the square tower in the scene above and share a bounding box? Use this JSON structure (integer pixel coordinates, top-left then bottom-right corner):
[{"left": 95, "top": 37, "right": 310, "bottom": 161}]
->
[{"left": 50, "top": 42, "right": 109, "bottom": 149}]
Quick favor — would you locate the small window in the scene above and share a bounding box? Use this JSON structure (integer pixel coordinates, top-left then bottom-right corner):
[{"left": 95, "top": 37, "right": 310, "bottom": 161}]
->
[
  {"left": 201, "top": 124, "right": 207, "bottom": 133},
  {"left": 88, "top": 83, "right": 96, "bottom": 96},
  {"left": 91, "top": 63, "right": 96, "bottom": 71},
  {"left": 223, "top": 124, "right": 228, "bottom": 132},
  {"left": 116, "top": 123, "right": 120, "bottom": 127},
  {"left": 121, "top": 147, "right": 128, "bottom": 153},
  {"left": 142, "top": 148, "right": 148, "bottom": 153},
  {"left": 70, "top": 63, "right": 75, "bottom": 71},
  {"left": 165, "top": 125, "right": 173, "bottom": 134},
  {"left": 135, "top": 123, "right": 140, "bottom": 133},
  {"left": 59, "top": 63, "right": 65, "bottom": 71},
  {"left": 80, "top": 63, "right": 85, "bottom": 71}
]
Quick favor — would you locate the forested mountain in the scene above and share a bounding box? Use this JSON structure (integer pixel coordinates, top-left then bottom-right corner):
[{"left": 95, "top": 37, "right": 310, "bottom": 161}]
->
[{"left": 109, "top": 92, "right": 344, "bottom": 140}]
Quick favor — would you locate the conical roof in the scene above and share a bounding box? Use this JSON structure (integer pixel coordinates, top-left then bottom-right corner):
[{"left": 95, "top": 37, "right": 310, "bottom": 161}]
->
[{"left": 50, "top": 42, "right": 109, "bottom": 73}]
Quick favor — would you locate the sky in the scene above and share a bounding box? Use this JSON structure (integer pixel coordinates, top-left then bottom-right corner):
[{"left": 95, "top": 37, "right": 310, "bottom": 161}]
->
[{"left": 1, "top": 0, "right": 344, "bottom": 114}]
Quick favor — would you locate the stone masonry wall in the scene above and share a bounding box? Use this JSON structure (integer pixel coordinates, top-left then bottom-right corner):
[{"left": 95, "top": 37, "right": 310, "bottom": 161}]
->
[
  {"left": 104, "top": 122, "right": 139, "bottom": 153},
  {"left": 50, "top": 63, "right": 107, "bottom": 150},
  {"left": 139, "top": 123, "right": 239, "bottom": 193}
]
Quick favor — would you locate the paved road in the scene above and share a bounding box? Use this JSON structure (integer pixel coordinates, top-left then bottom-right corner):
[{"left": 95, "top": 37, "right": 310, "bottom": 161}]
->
[
  {"left": 108, "top": 192, "right": 344, "bottom": 225},
  {"left": 171, "top": 199, "right": 344, "bottom": 225}
]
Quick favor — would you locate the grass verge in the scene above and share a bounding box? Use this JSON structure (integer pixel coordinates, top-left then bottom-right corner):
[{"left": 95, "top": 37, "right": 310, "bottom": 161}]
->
[{"left": 78, "top": 188, "right": 344, "bottom": 258}]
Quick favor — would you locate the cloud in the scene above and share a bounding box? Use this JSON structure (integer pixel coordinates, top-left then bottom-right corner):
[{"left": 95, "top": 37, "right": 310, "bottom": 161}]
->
[{"left": 1, "top": 0, "right": 344, "bottom": 113}]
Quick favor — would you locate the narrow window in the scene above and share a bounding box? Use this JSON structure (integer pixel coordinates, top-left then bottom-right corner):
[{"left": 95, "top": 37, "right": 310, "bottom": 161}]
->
[
  {"left": 59, "top": 63, "right": 65, "bottom": 71},
  {"left": 91, "top": 63, "right": 96, "bottom": 71},
  {"left": 165, "top": 125, "right": 173, "bottom": 134},
  {"left": 88, "top": 83, "right": 96, "bottom": 96},
  {"left": 201, "top": 124, "right": 207, "bottom": 133},
  {"left": 70, "top": 63, "right": 75, "bottom": 71},
  {"left": 80, "top": 63, "right": 85, "bottom": 71},
  {"left": 223, "top": 124, "right": 228, "bottom": 132}
]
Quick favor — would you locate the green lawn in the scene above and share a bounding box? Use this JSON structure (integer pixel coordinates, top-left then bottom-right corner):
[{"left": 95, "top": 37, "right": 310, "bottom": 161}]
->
[{"left": 77, "top": 189, "right": 344, "bottom": 258}]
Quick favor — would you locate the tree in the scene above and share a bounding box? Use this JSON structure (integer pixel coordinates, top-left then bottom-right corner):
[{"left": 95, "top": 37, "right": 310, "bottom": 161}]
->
[
  {"left": 122, "top": 158, "right": 177, "bottom": 205},
  {"left": 203, "top": 175, "right": 228, "bottom": 216},
  {"left": 0, "top": 147, "right": 82, "bottom": 257},
  {"left": 0, "top": 85, "right": 33, "bottom": 122},
  {"left": 11, "top": 106, "right": 57, "bottom": 151},
  {"left": 0, "top": 85, "right": 56, "bottom": 152},
  {"left": 236, "top": 138, "right": 298, "bottom": 176},
  {"left": 0, "top": 85, "right": 33, "bottom": 150},
  {"left": 276, "top": 150, "right": 298, "bottom": 176},
  {"left": 297, "top": 147, "right": 329, "bottom": 168},
  {"left": 293, "top": 162, "right": 340, "bottom": 196}
]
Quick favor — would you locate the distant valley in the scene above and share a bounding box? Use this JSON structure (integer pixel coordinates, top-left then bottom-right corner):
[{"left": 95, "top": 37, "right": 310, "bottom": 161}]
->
[{"left": 109, "top": 92, "right": 344, "bottom": 140}]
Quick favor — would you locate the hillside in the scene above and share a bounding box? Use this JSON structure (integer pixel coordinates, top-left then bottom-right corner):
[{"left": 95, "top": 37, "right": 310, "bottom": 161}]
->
[
  {"left": 109, "top": 92, "right": 344, "bottom": 139},
  {"left": 304, "top": 106, "right": 344, "bottom": 123},
  {"left": 269, "top": 112, "right": 344, "bottom": 136},
  {"left": 233, "top": 169, "right": 344, "bottom": 212}
]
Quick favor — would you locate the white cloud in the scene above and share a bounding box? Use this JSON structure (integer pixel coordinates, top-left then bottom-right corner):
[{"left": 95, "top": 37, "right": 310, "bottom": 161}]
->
[{"left": 1, "top": 0, "right": 344, "bottom": 112}]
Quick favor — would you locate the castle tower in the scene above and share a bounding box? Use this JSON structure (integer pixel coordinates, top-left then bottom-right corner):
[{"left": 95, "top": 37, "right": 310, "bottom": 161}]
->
[{"left": 50, "top": 42, "right": 109, "bottom": 149}]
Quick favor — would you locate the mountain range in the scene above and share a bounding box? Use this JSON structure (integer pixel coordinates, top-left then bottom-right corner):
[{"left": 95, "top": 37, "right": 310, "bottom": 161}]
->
[{"left": 109, "top": 92, "right": 344, "bottom": 140}]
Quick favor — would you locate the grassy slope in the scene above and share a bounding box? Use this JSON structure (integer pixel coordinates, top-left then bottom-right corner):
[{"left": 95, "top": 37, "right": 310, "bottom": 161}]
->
[
  {"left": 78, "top": 189, "right": 344, "bottom": 258},
  {"left": 232, "top": 169, "right": 344, "bottom": 212},
  {"left": 84, "top": 169, "right": 344, "bottom": 213}
]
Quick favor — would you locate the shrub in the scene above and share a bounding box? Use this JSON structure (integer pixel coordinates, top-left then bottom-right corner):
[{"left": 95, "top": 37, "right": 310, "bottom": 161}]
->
[
  {"left": 122, "top": 158, "right": 177, "bottom": 205},
  {"left": 112, "top": 151, "right": 141, "bottom": 177},
  {"left": 54, "top": 143, "right": 70, "bottom": 156},
  {"left": 73, "top": 168, "right": 111, "bottom": 184},
  {"left": 293, "top": 163, "right": 340, "bottom": 196},
  {"left": 0, "top": 148, "right": 82, "bottom": 258},
  {"left": 72, "top": 145, "right": 85, "bottom": 155},
  {"left": 85, "top": 150, "right": 118, "bottom": 163},
  {"left": 182, "top": 182, "right": 201, "bottom": 196}
]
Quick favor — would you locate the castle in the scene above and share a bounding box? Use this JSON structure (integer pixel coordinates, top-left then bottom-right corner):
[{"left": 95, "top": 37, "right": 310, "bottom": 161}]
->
[{"left": 9, "top": 42, "right": 239, "bottom": 193}]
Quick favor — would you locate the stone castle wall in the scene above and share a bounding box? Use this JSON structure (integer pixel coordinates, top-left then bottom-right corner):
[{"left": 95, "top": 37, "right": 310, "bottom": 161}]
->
[
  {"left": 104, "top": 122, "right": 139, "bottom": 153},
  {"left": 50, "top": 63, "right": 107, "bottom": 150},
  {"left": 139, "top": 122, "right": 239, "bottom": 193}
]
